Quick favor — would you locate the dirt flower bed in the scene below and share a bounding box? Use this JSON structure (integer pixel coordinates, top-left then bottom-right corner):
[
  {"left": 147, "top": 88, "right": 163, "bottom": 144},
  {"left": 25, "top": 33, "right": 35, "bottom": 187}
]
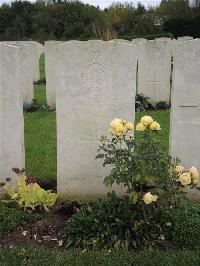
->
[{"left": 0, "top": 203, "right": 77, "bottom": 249}]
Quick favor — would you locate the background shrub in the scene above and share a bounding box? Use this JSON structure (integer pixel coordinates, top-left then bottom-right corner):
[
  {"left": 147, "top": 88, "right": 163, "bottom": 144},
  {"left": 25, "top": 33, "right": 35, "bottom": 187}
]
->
[
  {"left": 135, "top": 94, "right": 155, "bottom": 112},
  {"left": 23, "top": 99, "right": 55, "bottom": 112},
  {"left": 167, "top": 201, "right": 200, "bottom": 249},
  {"left": 155, "top": 101, "right": 169, "bottom": 110}
]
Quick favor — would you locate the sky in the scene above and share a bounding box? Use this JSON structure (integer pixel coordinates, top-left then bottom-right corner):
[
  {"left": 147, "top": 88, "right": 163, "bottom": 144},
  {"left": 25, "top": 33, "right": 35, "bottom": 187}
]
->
[
  {"left": 82, "top": 0, "right": 161, "bottom": 9},
  {"left": 0, "top": 0, "right": 161, "bottom": 9}
]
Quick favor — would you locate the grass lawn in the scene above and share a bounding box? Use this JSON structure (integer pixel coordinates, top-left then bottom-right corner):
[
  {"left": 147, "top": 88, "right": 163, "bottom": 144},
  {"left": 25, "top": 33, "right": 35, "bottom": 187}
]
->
[
  {"left": 24, "top": 54, "right": 170, "bottom": 183},
  {"left": 0, "top": 248, "right": 200, "bottom": 266}
]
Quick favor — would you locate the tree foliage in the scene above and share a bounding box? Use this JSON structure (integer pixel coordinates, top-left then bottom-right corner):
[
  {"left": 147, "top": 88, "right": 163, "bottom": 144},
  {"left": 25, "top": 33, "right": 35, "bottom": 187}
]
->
[{"left": 0, "top": 0, "right": 199, "bottom": 40}]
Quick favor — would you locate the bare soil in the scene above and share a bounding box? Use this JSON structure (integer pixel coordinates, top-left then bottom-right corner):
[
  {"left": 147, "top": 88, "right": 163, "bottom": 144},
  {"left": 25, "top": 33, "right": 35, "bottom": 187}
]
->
[{"left": 0, "top": 203, "right": 78, "bottom": 250}]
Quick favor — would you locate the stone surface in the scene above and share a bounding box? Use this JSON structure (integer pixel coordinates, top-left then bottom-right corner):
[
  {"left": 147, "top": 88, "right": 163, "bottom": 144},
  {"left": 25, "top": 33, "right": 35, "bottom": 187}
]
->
[
  {"left": 111, "top": 39, "right": 130, "bottom": 43},
  {"left": 132, "top": 38, "right": 146, "bottom": 44},
  {"left": 177, "top": 36, "right": 193, "bottom": 41},
  {"left": 0, "top": 44, "right": 24, "bottom": 192},
  {"left": 5, "top": 42, "right": 34, "bottom": 105},
  {"left": 56, "top": 40, "right": 137, "bottom": 200},
  {"left": 21, "top": 41, "right": 41, "bottom": 82},
  {"left": 45, "top": 41, "right": 61, "bottom": 107},
  {"left": 19, "top": 44, "right": 34, "bottom": 104},
  {"left": 137, "top": 38, "right": 172, "bottom": 104},
  {"left": 170, "top": 39, "right": 200, "bottom": 172}
]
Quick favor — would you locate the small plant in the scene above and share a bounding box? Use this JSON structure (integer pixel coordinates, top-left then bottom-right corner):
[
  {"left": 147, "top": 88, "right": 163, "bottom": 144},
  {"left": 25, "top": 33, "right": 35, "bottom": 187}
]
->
[
  {"left": 2, "top": 168, "right": 58, "bottom": 211},
  {"left": 23, "top": 99, "right": 55, "bottom": 112},
  {"left": 135, "top": 94, "right": 154, "bottom": 112},
  {"left": 64, "top": 115, "right": 199, "bottom": 250},
  {"left": 155, "top": 101, "right": 169, "bottom": 110}
]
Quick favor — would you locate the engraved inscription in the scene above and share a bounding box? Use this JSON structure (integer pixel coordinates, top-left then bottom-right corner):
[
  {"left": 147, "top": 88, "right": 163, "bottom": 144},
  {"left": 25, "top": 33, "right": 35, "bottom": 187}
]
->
[{"left": 179, "top": 103, "right": 200, "bottom": 126}]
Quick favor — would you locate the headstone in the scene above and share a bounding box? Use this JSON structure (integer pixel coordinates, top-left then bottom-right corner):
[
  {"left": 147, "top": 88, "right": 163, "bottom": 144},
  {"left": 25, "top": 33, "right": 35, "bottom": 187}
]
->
[
  {"left": 36, "top": 42, "right": 44, "bottom": 57},
  {"left": 56, "top": 40, "right": 137, "bottom": 200},
  {"left": 21, "top": 41, "right": 40, "bottom": 82},
  {"left": 45, "top": 41, "right": 61, "bottom": 107},
  {"left": 177, "top": 36, "right": 193, "bottom": 41},
  {"left": 0, "top": 44, "right": 24, "bottom": 192},
  {"left": 112, "top": 39, "right": 130, "bottom": 43},
  {"left": 137, "top": 38, "right": 172, "bottom": 104},
  {"left": 170, "top": 39, "right": 200, "bottom": 171},
  {"left": 132, "top": 38, "right": 146, "bottom": 44},
  {"left": 5, "top": 42, "right": 34, "bottom": 105}
]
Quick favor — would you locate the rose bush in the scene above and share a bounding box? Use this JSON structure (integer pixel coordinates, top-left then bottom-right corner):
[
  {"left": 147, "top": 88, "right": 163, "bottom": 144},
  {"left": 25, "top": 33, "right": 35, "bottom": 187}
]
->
[
  {"left": 96, "top": 115, "right": 199, "bottom": 245},
  {"left": 65, "top": 115, "right": 199, "bottom": 250}
]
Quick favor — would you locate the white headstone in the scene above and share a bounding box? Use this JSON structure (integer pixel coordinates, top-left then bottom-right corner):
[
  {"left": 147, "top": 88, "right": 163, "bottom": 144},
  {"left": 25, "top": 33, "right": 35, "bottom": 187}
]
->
[
  {"left": 132, "top": 38, "right": 146, "bottom": 44},
  {"left": 5, "top": 42, "right": 34, "bottom": 105},
  {"left": 0, "top": 44, "right": 24, "bottom": 189},
  {"left": 112, "top": 39, "right": 130, "bottom": 43},
  {"left": 56, "top": 40, "right": 137, "bottom": 200},
  {"left": 137, "top": 38, "right": 172, "bottom": 104},
  {"left": 170, "top": 39, "right": 200, "bottom": 170},
  {"left": 21, "top": 41, "right": 40, "bottom": 82},
  {"left": 45, "top": 41, "right": 61, "bottom": 107},
  {"left": 177, "top": 36, "right": 193, "bottom": 41}
]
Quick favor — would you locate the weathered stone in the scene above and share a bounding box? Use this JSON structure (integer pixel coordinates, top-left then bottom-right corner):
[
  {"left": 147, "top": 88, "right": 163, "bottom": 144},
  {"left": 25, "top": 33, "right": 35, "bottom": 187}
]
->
[
  {"left": 177, "top": 36, "right": 193, "bottom": 41},
  {"left": 21, "top": 41, "right": 41, "bottom": 82},
  {"left": 0, "top": 44, "right": 24, "bottom": 192},
  {"left": 132, "top": 38, "right": 146, "bottom": 44},
  {"left": 111, "top": 39, "right": 130, "bottom": 43},
  {"left": 56, "top": 40, "right": 137, "bottom": 200},
  {"left": 5, "top": 42, "right": 34, "bottom": 105},
  {"left": 137, "top": 38, "right": 172, "bottom": 104},
  {"left": 45, "top": 41, "right": 61, "bottom": 107},
  {"left": 170, "top": 39, "right": 200, "bottom": 171}
]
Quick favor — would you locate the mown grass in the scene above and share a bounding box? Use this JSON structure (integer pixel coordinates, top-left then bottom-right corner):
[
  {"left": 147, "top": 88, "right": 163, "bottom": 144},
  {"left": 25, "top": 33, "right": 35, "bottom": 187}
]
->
[
  {"left": 24, "top": 109, "right": 170, "bottom": 183},
  {"left": 39, "top": 53, "right": 45, "bottom": 80},
  {"left": 34, "top": 84, "right": 46, "bottom": 105},
  {"left": 0, "top": 248, "right": 200, "bottom": 266},
  {"left": 24, "top": 112, "right": 56, "bottom": 184}
]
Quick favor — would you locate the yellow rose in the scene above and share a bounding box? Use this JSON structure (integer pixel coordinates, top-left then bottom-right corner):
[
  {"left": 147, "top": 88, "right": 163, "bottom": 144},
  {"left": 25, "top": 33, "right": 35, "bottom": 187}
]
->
[
  {"left": 136, "top": 122, "right": 146, "bottom": 132},
  {"left": 126, "top": 122, "right": 134, "bottom": 130},
  {"left": 174, "top": 165, "right": 184, "bottom": 176},
  {"left": 141, "top": 116, "right": 153, "bottom": 126},
  {"left": 110, "top": 118, "right": 122, "bottom": 128},
  {"left": 109, "top": 118, "right": 124, "bottom": 135},
  {"left": 150, "top": 121, "right": 161, "bottom": 131},
  {"left": 190, "top": 166, "right": 199, "bottom": 185},
  {"left": 179, "top": 172, "right": 192, "bottom": 186},
  {"left": 115, "top": 123, "right": 125, "bottom": 133},
  {"left": 143, "top": 192, "right": 158, "bottom": 205}
]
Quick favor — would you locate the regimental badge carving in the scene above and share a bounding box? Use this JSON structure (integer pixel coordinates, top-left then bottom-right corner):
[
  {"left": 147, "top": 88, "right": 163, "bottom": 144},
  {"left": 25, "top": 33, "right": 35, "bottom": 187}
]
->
[{"left": 81, "top": 62, "right": 106, "bottom": 94}]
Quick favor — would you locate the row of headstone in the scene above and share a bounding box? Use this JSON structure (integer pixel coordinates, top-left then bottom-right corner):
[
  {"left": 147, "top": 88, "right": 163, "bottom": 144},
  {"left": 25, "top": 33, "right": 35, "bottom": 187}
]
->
[
  {"left": 0, "top": 41, "right": 44, "bottom": 192},
  {"left": 54, "top": 38, "right": 200, "bottom": 200},
  {"left": 45, "top": 37, "right": 194, "bottom": 108},
  {"left": 1, "top": 38, "right": 200, "bottom": 201},
  {"left": 0, "top": 41, "right": 44, "bottom": 105}
]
